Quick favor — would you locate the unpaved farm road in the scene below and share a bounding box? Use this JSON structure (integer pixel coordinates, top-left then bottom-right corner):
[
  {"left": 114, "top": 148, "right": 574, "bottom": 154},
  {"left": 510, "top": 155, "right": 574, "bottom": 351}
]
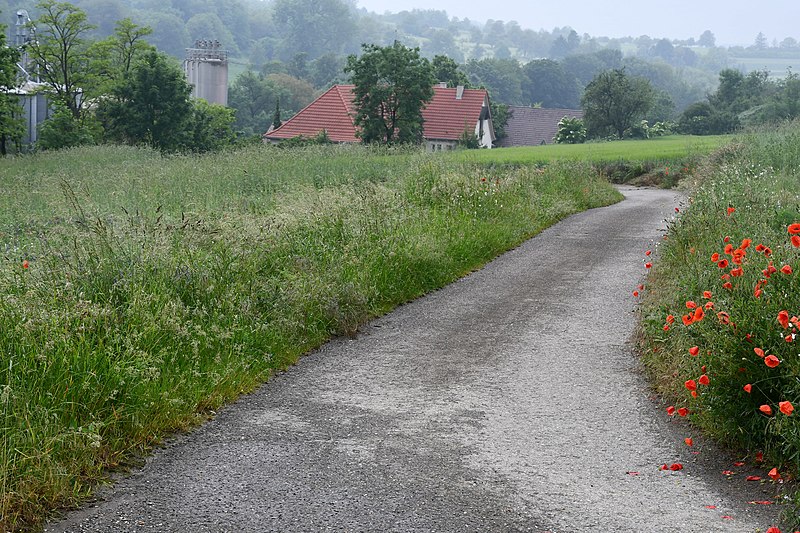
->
[{"left": 48, "top": 186, "right": 784, "bottom": 533}]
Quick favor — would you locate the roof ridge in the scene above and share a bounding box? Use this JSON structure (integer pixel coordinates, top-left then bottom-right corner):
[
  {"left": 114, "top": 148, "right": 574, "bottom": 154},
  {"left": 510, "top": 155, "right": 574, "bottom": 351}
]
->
[{"left": 266, "top": 85, "right": 341, "bottom": 138}]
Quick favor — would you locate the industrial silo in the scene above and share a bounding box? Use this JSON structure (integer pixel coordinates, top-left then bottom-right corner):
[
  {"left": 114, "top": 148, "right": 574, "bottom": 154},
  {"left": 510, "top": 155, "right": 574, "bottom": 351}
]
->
[{"left": 184, "top": 40, "right": 229, "bottom": 106}]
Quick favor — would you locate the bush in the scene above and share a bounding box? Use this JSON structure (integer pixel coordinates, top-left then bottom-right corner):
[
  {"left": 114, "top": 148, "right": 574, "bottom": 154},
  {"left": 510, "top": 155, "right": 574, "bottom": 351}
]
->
[{"left": 554, "top": 116, "right": 586, "bottom": 144}]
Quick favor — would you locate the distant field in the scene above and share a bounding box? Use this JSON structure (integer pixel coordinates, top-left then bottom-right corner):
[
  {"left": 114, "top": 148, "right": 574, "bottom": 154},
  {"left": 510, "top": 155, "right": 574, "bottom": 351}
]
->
[
  {"left": 448, "top": 135, "right": 732, "bottom": 166},
  {"left": 732, "top": 56, "right": 800, "bottom": 77}
]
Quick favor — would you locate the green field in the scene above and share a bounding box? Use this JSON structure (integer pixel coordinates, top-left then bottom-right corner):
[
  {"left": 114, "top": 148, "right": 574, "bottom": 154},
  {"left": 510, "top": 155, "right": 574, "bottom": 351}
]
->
[
  {"left": 447, "top": 135, "right": 731, "bottom": 166},
  {"left": 732, "top": 56, "right": 800, "bottom": 78}
]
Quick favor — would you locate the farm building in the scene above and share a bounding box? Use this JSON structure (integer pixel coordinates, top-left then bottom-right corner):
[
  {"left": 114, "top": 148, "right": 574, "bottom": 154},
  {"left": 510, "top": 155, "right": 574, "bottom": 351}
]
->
[
  {"left": 498, "top": 106, "right": 584, "bottom": 147},
  {"left": 264, "top": 84, "right": 495, "bottom": 150}
]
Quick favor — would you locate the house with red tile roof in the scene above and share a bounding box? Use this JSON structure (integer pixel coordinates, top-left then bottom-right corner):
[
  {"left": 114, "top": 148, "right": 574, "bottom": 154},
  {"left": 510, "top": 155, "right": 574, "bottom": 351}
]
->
[
  {"left": 264, "top": 84, "right": 495, "bottom": 150},
  {"left": 497, "top": 106, "right": 583, "bottom": 147}
]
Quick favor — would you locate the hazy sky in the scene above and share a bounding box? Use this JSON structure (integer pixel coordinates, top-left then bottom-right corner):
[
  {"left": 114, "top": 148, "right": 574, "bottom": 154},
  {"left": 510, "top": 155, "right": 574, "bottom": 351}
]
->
[{"left": 356, "top": 0, "right": 800, "bottom": 47}]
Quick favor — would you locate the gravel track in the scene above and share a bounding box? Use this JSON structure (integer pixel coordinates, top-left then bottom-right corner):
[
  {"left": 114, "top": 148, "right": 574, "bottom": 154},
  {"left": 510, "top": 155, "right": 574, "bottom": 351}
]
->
[{"left": 47, "top": 186, "right": 783, "bottom": 532}]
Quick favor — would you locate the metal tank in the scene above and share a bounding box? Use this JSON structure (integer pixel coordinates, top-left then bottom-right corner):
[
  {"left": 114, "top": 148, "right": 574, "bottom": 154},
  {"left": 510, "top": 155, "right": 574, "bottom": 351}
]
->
[{"left": 184, "top": 39, "right": 229, "bottom": 106}]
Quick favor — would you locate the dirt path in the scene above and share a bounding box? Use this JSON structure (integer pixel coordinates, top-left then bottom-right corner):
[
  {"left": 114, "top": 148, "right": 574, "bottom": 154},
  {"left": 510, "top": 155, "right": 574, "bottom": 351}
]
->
[{"left": 47, "top": 186, "right": 783, "bottom": 532}]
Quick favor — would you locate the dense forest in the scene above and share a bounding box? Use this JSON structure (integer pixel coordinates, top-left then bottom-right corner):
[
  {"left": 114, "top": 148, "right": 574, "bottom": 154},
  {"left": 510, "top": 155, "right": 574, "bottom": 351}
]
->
[{"left": 3, "top": 0, "right": 800, "bottom": 137}]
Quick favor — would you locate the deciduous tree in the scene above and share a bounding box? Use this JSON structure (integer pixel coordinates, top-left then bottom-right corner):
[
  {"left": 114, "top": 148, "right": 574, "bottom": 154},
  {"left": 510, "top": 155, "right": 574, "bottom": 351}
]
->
[
  {"left": 345, "top": 41, "right": 435, "bottom": 145},
  {"left": 0, "top": 19, "right": 24, "bottom": 155},
  {"left": 581, "top": 68, "right": 654, "bottom": 139}
]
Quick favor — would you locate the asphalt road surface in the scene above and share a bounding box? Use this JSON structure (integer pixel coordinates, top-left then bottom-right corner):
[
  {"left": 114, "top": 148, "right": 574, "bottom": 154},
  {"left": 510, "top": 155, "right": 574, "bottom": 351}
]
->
[{"left": 47, "top": 186, "right": 783, "bottom": 532}]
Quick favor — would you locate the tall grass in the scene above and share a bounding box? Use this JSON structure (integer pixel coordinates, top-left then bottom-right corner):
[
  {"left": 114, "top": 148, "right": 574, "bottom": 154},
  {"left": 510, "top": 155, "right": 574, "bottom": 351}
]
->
[
  {"left": 638, "top": 121, "right": 800, "bottom": 525},
  {"left": 0, "top": 144, "right": 621, "bottom": 530}
]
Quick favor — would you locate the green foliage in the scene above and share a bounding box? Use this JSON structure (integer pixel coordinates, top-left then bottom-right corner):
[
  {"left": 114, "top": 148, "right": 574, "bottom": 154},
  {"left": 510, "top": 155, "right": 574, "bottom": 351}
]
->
[
  {"left": 97, "top": 50, "right": 193, "bottom": 152},
  {"left": 345, "top": 42, "right": 435, "bottom": 145},
  {"left": 489, "top": 102, "right": 511, "bottom": 144},
  {"left": 456, "top": 128, "right": 480, "bottom": 149},
  {"left": 37, "top": 105, "right": 102, "bottom": 150},
  {"left": 0, "top": 143, "right": 621, "bottom": 530},
  {"left": 27, "top": 0, "right": 96, "bottom": 119},
  {"left": 554, "top": 116, "right": 586, "bottom": 144},
  {"left": 271, "top": 0, "right": 356, "bottom": 60},
  {"left": 189, "top": 99, "right": 235, "bottom": 153},
  {"left": 582, "top": 68, "right": 655, "bottom": 139},
  {"left": 87, "top": 18, "right": 155, "bottom": 96},
  {"left": 639, "top": 123, "right": 800, "bottom": 524},
  {"left": 432, "top": 55, "right": 469, "bottom": 88},
  {"left": 522, "top": 59, "right": 580, "bottom": 108},
  {"left": 0, "top": 24, "right": 24, "bottom": 155}
]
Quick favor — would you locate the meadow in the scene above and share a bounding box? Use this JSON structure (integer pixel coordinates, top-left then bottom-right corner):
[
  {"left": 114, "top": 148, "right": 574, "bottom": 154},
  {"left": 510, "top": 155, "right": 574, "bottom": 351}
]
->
[
  {"left": 0, "top": 143, "right": 622, "bottom": 530},
  {"left": 638, "top": 123, "right": 800, "bottom": 525}
]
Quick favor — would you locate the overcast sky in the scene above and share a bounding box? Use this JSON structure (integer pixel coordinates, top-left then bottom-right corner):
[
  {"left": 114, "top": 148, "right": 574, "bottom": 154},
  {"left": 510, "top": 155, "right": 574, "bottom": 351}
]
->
[{"left": 356, "top": 0, "right": 800, "bottom": 47}]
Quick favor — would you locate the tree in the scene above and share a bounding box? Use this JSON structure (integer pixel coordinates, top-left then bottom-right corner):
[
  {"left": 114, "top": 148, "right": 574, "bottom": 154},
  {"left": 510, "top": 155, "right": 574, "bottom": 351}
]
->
[
  {"left": 698, "top": 30, "right": 715, "bottom": 48},
  {"left": 272, "top": 0, "right": 356, "bottom": 60},
  {"left": 581, "top": 69, "right": 654, "bottom": 139},
  {"left": 0, "top": 21, "right": 24, "bottom": 155},
  {"left": 27, "top": 0, "right": 96, "bottom": 119},
  {"left": 88, "top": 18, "right": 154, "bottom": 95},
  {"left": 432, "top": 55, "right": 469, "bottom": 88},
  {"left": 98, "top": 50, "right": 193, "bottom": 151},
  {"left": 189, "top": 99, "right": 235, "bottom": 152},
  {"left": 490, "top": 101, "right": 510, "bottom": 144},
  {"left": 554, "top": 116, "right": 586, "bottom": 144},
  {"left": 272, "top": 98, "right": 282, "bottom": 130},
  {"left": 521, "top": 59, "right": 579, "bottom": 108},
  {"left": 345, "top": 41, "right": 435, "bottom": 145},
  {"left": 464, "top": 57, "right": 524, "bottom": 105}
]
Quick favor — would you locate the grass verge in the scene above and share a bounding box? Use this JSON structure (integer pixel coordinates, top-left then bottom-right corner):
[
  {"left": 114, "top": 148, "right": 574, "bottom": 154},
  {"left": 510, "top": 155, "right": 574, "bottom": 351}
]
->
[
  {"left": 637, "top": 122, "right": 800, "bottom": 525},
  {"left": 0, "top": 144, "right": 621, "bottom": 531}
]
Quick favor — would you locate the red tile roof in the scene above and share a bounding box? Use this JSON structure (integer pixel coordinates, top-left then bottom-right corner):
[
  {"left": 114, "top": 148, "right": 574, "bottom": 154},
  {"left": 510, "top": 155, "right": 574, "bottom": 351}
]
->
[
  {"left": 266, "top": 85, "right": 359, "bottom": 142},
  {"left": 264, "top": 85, "right": 490, "bottom": 143},
  {"left": 498, "top": 106, "right": 584, "bottom": 147}
]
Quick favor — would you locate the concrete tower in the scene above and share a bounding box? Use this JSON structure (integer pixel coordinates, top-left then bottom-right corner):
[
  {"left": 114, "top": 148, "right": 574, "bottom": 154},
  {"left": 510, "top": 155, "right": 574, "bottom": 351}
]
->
[{"left": 184, "top": 40, "right": 229, "bottom": 106}]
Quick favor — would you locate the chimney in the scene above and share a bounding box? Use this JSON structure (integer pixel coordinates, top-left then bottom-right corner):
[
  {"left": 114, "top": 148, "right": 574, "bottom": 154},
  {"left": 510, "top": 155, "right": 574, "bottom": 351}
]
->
[
  {"left": 456, "top": 85, "right": 464, "bottom": 100},
  {"left": 438, "top": 82, "right": 448, "bottom": 88}
]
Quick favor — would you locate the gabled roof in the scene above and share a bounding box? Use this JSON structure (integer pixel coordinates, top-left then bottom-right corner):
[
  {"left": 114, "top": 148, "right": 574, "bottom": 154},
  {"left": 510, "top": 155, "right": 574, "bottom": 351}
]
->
[
  {"left": 264, "top": 85, "right": 491, "bottom": 143},
  {"left": 422, "top": 87, "right": 490, "bottom": 141},
  {"left": 498, "top": 106, "right": 584, "bottom": 147},
  {"left": 267, "top": 85, "right": 359, "bottom": 142}
]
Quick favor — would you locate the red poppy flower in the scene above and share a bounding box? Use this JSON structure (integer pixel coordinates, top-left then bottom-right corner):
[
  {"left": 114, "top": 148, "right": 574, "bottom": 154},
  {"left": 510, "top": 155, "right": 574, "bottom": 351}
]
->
[
  {"left": 670, "top": 463, "right": 683, "bottom": 471},
  {"left": 730, "top": 267, "right": 743, "bottom": 277},
  {"left": 693, "top": 307, "right": 705, "bottom": 322},
  {"left": 666, "top": 314, "right": 675, "bottom": 324},
  {"left": 788, "top": 223, "right": 800, "bottom": 235},
  {"left": 727, "top": 207, "right": 735, "bottom": 216},
  {"left": 717, "top": 312, "right": 730, "bottom": 325},
  {"left": 722, "top": 282, "right": 733, "bottom": 290},
  {"left": 754, "top": 347, "right": 765, "bottom": 358},
  {"left": 769, "top": 467, "right": 781, "bottom": 480},
  {"left": 633, "top": 290, "right": 639, "bottom": 297},
  {"left": 701, "top": 365, "right": 706, "bottom": 372},
  {"left": 685, "top": 379, "right": 697, "bottom": 391},
  {"left": 760, "top": 405, "right": 773, "bottom": 415},
  {"left": 786, "top": 334, "right": 795, "bottom": 343},
  {"left": 666, "top": 405, "right": 676, "bottom": 416},
  {"left": 746, "top": 475, "right": 762, "bottom": 481},
  {"left": 698, "top": 374, "right": 710, "bottom": 386},
  {"left": 717, "top": 259, "right": 729, "bottom": 269},
  {"left": 756, "top": 244, "right": 766, "bottom": 252},
  {"left": 685, "top": 301, "right": 697, "bottom": 309},
  {"left": 778, "top": 310, "right": 790, "bottom": 329},
  {"left": 682, "top": 314, "right": 693, "bottom": 326},
  {"left": 704, "top": 301, "right": 714, "bottom": 310},
  {"left": 792, "top": 235, "right": 800, "bottom": 248},
  {"left": 740, "top": 238, "right": 752, "bottom": 249},
  {"left": 677, "top": 407, "right": 689, "bottom": 417},
  {"left": 645, "top": 262, "right": 652, "bottom": 269},
  {"left": 685, "top": 437, "right": 694, "bottom": 446},
  {"left": 691, "top": 390, "right": 698, "bottom": 398},
  {"left": 710, "top": 252, "right": 720, "bottom": 262},
  {"left": 756, "top": 451, "right": 764, "bottom": 462},
  {"left": 782, "top": 265, "right": 794, "bottom": 275},
  {"left": 764, "top": 247, "right": 772, "bottom": 256},
  {"left": 765, "top": 355, "right": 780, "bottom": 368},
  {"left": 663, "top": 324, "right": 670, "bottom": 331},
  {"left": 743, "top": 384, "right": 752, "bottom": 393},
  {"left": 645, "top": 250, "right": 652, "bottom": 256},
  {"left": 765, "top": 527, "right": 781, "bottom": 533},
  {"left": 703, "top": 291, "right": 712, "bottom": 299},
  {"left": 724, "top": 236, "right": 730, "bottom": 243},
  {"left": 780, "top": 401, "right": 794, "bottom": 416},
  {"left": 675, "top": 207, "right": 680, "bottom": 213},
  {"left": 724, "top": 243, "right": 733, "bottom": 255},
  {"left": 733, "top": 461, "right": 745, "bottom": 467},
  {"left": 689, "top": 346, "right": 700, "bottom": 356},
  {"left": 22, "top": 260, "right": 29, "bottom": 269}
]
